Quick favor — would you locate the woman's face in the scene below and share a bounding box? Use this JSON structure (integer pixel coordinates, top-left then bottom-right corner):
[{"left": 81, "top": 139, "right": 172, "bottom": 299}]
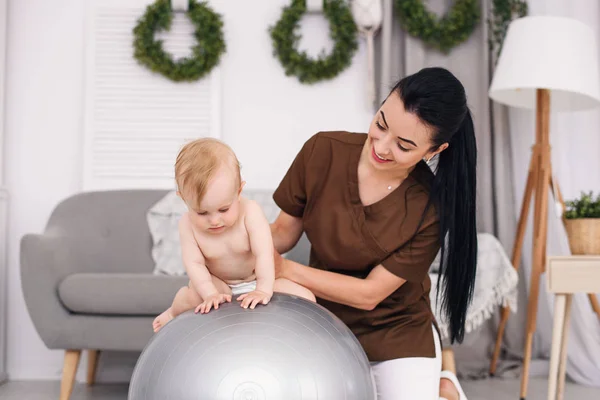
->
[{"left": 366, "top": 92, "right": 446, "bottom": 173}]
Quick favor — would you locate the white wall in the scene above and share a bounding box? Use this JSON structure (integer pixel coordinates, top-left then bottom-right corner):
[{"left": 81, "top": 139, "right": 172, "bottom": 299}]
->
[
  {"left": 5, "top": 0, "right": 373, "bottom": 381},
  {"left": 219, "top": 1, "right": 373, "bottom": 188},
  {"left": 0, "top": 0, "right": 7, "bottom": 384},
  {"left": 0, "top": 0, "right": 5, "bottom": 185},
  {"left": 5, "top": 0, "right": 87, "bottom": 381}
]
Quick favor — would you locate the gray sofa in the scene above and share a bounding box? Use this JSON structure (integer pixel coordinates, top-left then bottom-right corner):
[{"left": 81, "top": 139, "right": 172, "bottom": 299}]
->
[
  {"left": 19, "top": 189, "right": 310, "bottom": 400},
  {"left": 20, "top": 189, "right": 518, "bottom": 400}
]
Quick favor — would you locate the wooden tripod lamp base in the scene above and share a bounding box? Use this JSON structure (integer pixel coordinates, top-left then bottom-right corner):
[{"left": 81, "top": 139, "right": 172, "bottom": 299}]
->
[
  {"left": 488, "top": 88, "right": 552, "bottom": 398},
  {"left": 488, "top": 89, "right": 600, "bottom": 397}
]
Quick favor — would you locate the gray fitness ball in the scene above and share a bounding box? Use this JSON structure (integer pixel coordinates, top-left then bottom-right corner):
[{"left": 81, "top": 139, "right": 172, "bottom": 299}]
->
[{"left": 128, "top": 293, "right": 375, "bottom": 400}]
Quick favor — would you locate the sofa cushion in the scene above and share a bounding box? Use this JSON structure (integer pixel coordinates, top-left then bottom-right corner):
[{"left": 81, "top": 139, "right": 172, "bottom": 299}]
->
[
  {"left": 146, "top": 191, "right": 188, "bottom": 276},
  {"left": 58, "top": 273, "right": 188, "bottom": 315}
]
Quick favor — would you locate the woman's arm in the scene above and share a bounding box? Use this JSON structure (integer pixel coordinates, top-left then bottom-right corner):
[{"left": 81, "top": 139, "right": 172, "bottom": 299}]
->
[
  {"left": 277, "top": 254, "right": 406, "bottom": 310},
  {"left": 270, "top": 211, "right": 304, "bottom": 254},
  {"left": 270, "top": 209, "right": 406, "bottom": 310}
]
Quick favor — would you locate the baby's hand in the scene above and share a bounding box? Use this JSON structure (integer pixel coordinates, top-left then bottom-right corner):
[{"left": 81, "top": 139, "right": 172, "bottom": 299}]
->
[
  {"left": 237, "top": 290, "right": 272, "bottom": 310},
  {"left": 195, "top": 293, "right": 232, "bottom": 314}
]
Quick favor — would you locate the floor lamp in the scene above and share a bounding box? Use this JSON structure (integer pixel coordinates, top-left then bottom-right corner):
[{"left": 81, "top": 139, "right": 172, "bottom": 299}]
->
[{"left": 487, "top": 16, "right": 600, "bottom": 399}]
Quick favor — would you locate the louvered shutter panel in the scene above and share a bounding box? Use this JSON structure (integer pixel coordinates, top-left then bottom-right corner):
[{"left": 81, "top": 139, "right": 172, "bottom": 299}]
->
[{"left": 83, "top": 0, "right": 221, "bottom": 190}]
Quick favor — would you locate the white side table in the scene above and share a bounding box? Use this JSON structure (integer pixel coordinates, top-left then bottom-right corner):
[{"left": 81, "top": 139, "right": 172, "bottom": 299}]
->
[{"left": 546, "top": 255, "right": 600, "bottom": 400}]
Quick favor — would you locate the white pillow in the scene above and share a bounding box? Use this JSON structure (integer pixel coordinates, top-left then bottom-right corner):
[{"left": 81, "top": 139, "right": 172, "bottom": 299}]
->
[
  {"left": 147, "top": 190, "right": 282, "bottom": 276},
  {"left": 147, "top": 191, "right": 188, "bottom": 275}
]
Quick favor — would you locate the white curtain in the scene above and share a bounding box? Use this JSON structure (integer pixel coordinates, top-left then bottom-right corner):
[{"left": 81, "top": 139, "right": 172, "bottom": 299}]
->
[
  {"left": 375, "top": 0, "right": 600, "bottom": 385},
  {"left": 508, "top": 0, "right": 600, "bottom": 387}
]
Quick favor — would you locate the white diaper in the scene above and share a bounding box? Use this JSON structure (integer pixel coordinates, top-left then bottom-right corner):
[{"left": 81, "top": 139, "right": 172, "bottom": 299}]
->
[{"left": 228, "top": 280, "right": 257, "bottom": 296}]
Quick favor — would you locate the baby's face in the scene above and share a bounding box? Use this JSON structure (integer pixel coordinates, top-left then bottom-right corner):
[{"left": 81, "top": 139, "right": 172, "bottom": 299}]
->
[{"left": 184, "top": 167, "right": 242, "bottom": 234}]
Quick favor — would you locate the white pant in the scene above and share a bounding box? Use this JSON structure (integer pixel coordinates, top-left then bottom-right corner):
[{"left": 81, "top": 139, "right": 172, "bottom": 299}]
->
[{"left": 370, "top": 325, "right": 444, "bottom": 400}]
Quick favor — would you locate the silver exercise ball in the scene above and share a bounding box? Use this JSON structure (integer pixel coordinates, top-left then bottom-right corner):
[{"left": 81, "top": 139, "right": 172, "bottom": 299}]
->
[{"left": 128, "top": 293, "right": 375, "bottom": 400}]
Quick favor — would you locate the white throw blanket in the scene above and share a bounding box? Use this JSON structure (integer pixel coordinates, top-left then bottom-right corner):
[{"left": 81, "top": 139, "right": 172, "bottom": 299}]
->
[
  {"left": 146, "top": 191, "right": 188, "bottom": 276},
  {"left": 429, "top": 233, "right": 519, "bottom": 341}
]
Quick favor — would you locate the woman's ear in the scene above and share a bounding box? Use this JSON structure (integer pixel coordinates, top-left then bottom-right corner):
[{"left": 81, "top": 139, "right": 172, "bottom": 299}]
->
[
  {"left": 425, "top": 143, "right": 449, "bottom": 162},
  {"left": 437, "top": 143, "right": 449, "bottom": 154},
  {"left": 431, "top": 143, "right": 449, "bottom": 158}
]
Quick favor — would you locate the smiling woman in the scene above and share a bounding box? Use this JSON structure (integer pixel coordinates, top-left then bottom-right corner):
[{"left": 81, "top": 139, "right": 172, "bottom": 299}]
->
[{"left": 270, "top": 66, "right": 477, "bottom": 400}]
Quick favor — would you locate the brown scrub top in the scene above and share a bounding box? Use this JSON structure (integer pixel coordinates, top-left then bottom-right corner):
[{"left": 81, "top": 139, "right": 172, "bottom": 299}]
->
[{"left": 273, "top": 131, "right": 442, "bottom": 361}]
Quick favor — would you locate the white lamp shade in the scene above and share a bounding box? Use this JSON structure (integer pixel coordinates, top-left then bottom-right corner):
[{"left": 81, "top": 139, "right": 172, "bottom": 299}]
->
[{"left": 489, "top": 16, "right": 600, "bottom": 112}]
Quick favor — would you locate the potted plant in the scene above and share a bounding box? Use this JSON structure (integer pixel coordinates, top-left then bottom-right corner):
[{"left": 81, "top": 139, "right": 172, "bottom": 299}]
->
[{"left": 563, "top": 191, "right": 600, "bottom": 255}]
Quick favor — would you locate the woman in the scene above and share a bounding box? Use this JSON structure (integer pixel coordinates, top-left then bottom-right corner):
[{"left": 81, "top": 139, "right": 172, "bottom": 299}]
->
[{"left": 269, "top": 67, "right": 476, "bottom": 400}]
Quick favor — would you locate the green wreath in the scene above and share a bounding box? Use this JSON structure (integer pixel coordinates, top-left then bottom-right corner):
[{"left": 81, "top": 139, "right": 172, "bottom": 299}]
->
[
  {"left": 133, "top": 0, "right": 226, "bottom": 82},
  {"left": 269, "top": 0, "right": 358, "bottom": 84},
  {"left": 394, "top": 0, "right": 480, "bottom": 54},
  {"left": 488, "top": 0, "right": 528, "bottom": 60}
]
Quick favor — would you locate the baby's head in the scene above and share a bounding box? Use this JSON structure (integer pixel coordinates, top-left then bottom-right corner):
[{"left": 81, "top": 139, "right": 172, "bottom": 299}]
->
[{"left": 175, "top": 138, "right": 244, "bottom": 234}]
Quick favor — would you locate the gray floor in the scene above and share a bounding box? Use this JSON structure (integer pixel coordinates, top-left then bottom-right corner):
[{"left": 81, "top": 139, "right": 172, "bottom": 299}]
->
[{"left": 0, "top": 378, "right": 599, "bottom": 399}]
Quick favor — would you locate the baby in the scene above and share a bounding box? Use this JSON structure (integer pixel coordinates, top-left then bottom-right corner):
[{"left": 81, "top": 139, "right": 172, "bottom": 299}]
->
[{"left": 153, "top": 138, "right": 315, "bottom": 332}]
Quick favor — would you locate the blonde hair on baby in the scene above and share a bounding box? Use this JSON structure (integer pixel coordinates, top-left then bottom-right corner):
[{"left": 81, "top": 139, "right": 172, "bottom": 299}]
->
[{"left": 175, "top": 138, "right": 241, "bottom": 210}]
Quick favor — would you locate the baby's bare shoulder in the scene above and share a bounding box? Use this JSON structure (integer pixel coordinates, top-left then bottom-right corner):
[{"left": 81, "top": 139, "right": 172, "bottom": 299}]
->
[
  {"left": 240, "top": 197, "right": 267, "bottom": 219},
  {"left": 240, "top": 196, "right": 257, "bottom": 209}
]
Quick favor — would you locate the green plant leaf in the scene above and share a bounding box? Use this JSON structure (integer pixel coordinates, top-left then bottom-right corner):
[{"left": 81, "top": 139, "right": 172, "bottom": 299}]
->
[
  {"left": 394, "top": 0, "right": 480, "bottom": 54},
  {"left": 564, "top": 191, "right": 600, "bottom": 219}
]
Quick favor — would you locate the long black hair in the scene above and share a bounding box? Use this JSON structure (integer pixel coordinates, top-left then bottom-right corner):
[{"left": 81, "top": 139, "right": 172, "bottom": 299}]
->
[{"left": 392, "top": 67, "right": 478, "bottom": 344}]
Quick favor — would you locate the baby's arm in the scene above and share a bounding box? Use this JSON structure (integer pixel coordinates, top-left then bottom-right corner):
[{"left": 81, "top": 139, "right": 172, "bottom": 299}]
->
[
  {"left": 179, "top": 214, "right": 220, "bottom": 300},
  {"left": 244, "top": 201, "right": 275, "bottom": 296}
]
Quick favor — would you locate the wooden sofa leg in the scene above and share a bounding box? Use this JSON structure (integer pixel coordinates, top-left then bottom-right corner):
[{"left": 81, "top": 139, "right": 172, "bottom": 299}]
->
[
  {"left": 87, "top": 350, "right": 100, "bottom": 386},
  {"left": 442, "top": 348, "right": 457, "bottom": 374},
  {"left": 60, "top": 349, "right": 81, "bottom": 400}
]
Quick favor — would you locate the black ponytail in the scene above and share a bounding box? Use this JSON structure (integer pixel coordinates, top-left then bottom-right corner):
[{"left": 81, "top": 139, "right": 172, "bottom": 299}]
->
[
  {"left": 393, "top": 67, "right": 478, "bottom": 344},
  {"left": 430, "top": 110, "right": 478, "bottom": 344}
]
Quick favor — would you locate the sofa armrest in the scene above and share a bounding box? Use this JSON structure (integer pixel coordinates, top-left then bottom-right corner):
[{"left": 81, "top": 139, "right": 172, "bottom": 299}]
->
[{"left": 20, "top": 233, "right": 72, "bottom": 349}]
